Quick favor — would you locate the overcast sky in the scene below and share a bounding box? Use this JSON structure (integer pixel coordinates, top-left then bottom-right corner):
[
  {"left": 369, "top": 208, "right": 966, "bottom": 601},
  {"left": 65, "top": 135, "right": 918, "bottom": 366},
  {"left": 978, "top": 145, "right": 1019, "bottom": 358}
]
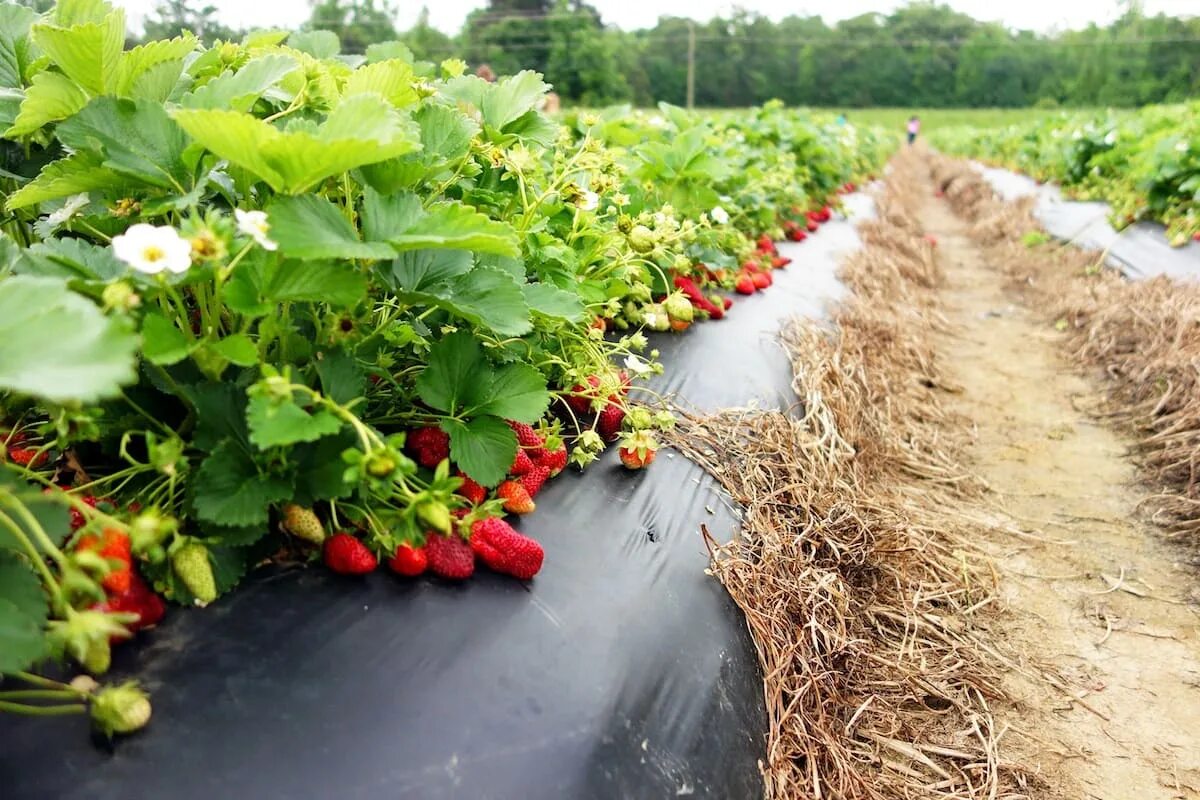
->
[{"left": 115, "top": 0, "right": 1198, "bottom": 36}]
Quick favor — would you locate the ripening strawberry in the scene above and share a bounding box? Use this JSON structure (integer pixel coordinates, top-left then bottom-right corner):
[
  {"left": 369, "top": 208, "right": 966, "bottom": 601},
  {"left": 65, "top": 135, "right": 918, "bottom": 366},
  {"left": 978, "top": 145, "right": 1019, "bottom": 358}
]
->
[
  {"left": 425, "top": 533, "right": 475, "bottom": 580},
  {"left": 281, "top": 504, "right": 326, "bottom": 544},
  {"left": 497, "top": 480, "right": 536, "bottom": 514},
  {"left": 566, "top": 375, "right": 602, "bottom": 416},
  {"left": 597, "top": 403, "right": 625, "bottom": 442},
  {"left": 102, "top": 571, "right": 166, "bottom": 635},
  {"left": 520, "top": 465, "right": 551, "bottom": 498},
  {"left": 470, "top": 517, "right": 543, "bottom": 580},
  {"left": 536, "top": 446, "right": 568, "bottom": 476},
  {"left": 387, "top": 544, "right": 428, "bottom": 577},
  {"left": 323, "top": 533, "right": 378, "bottom": 575},
  {"left": 806, "top": 220, "right": 819, "bottom": 233},
  {"left": 735, "top": 275, "right": 756, "bottom": 295},
  {"left": 771, "top": 256, "right": 791, "bottom": 269},
  {"left": 751, "top": 271, "right": 771, "bottom": 290},
  {"left": 619, "top": 447, "right": 655, "bottom": 469},
  {"left": 406, "top": 427, "right": 450, "bottom": 469},
  {"left": 77, "top": 529, "right": 133, "bottom": 595},
  {"left": 456, "top": 471, "right": 488, "bottom": 505}
]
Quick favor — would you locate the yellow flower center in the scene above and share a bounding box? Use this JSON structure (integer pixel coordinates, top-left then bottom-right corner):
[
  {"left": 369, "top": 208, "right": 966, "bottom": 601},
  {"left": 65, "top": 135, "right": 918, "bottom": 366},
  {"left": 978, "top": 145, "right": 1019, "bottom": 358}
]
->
[{"left": 142, "top": 246, "right": 165, "bottom": 263}]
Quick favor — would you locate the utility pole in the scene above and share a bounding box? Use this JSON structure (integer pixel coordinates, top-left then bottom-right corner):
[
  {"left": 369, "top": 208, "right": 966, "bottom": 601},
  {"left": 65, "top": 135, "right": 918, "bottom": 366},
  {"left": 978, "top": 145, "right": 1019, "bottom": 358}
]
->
[{"left": 686, "top": 20, "right": 695, "bottom": 110}]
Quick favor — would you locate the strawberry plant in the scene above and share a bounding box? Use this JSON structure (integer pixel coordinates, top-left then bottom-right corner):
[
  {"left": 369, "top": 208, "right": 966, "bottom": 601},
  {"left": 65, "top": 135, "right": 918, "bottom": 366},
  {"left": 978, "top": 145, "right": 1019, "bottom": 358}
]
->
[{"left": 0, "top": 0, "right": 888, "bottom": 740}]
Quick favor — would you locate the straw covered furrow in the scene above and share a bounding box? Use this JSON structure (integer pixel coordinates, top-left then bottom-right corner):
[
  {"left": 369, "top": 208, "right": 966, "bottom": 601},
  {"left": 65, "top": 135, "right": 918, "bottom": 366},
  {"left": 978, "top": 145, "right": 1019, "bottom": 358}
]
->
[{"left": 669, "top": 154, "right": 1034, "bottom": 799}]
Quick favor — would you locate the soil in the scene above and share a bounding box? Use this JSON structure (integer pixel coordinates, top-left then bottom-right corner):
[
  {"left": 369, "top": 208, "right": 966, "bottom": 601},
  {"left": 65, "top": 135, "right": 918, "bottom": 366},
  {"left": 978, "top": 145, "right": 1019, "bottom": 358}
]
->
[{"left": 918, "top": 186, "right": 1200, "bottom": 799}]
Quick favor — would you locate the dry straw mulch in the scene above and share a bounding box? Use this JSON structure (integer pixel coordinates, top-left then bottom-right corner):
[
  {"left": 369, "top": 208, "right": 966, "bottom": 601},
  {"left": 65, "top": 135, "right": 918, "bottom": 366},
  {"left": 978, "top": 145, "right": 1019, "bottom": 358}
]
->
[
  {"left": 668, "top": 154, "right": 1035, "bottom": 799},
  {"left": 932, "top": 156, "right": 1200, "bottom": 539}
]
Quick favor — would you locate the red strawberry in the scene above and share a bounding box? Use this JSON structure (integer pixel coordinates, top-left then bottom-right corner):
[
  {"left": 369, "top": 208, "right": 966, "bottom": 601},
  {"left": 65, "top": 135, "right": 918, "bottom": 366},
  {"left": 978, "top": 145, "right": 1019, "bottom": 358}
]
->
[
  {"left": 619, "top": 447, "right": 656, "bottom": 469},
  {"left": 425, "top": 534, "right": 475, "bottom": 580},
  {"left": 787, "top": 230, "right": 807, "bottom": 242},
  {"left": 735, "top": 275, "right": 755, "bottom": 295},
  {"left": 1192, "top": 232, "right": 1200, "bottom": 242},
  {"left": 470, "top": 517, "right": 543, "bottom": 581},
  {"left": 536, "top": 446, "right": 568, "bottom": 476},
  {"left": 741, "top": 260, "right": 761, "bottom": 273},
  {"left": 771, "top": 256, "right": 791, "bottom": 268},
  {"left": 566, "top": 375, "right": 601, "bottom": 416},
  {"left": 520, "top": 464, "right": 551, "bottom": 498},
  {"left": 756, "top": 234, "right": 775, "bottom": 253},
  {"left": 8, "top": 448, "right": 47, "bottom": 468},
  {"left": 69, "top": 494, "right": 100, "bottom": 532},
  {"left": 323, "top": 533, "right": 378, "bottom": 575},
  {"left": 104, "top": 571, "right": 166, "bottom": 635},
  {"left": 497, "top": 480, "right": 535, "bottom": 514},
  {"left": 456, "top": 471, "right": 488, "bottom": 505},
  {"left": 76, "top": 528, "right": 132, "bottom": 594},
  {"left": 387, "top": 544, "right": 428, "bottom": 577},
  {"left": 507, "top": 420, "right": 545, "bottom": 451},
  {"left": 406, "top": 426, "right": 449, "bottom": 469},
  {"left": 597, "top": 403, "right": 625, "bottom": 442},
  {"left": 806, "top": 220, "right": 819, "bottom": 233},
  {"left": 510, "top": 448, "right": 535, "bottom": 476},
  {"left": 751, "top": 271, "right": 771, "bottom": 290},
  {"left": 722, "top": 297, "right": 733, "bottom": 310}
]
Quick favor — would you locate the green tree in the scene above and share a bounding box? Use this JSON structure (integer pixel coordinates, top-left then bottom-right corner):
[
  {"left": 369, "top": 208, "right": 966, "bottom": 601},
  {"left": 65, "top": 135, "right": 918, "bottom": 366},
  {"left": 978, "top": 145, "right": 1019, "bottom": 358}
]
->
[
  {"left": 306, "top": 0, "right": 398, "bottom": 54},
  {"left": 141, "top": 0, "right": 240, "bottom": 44}
]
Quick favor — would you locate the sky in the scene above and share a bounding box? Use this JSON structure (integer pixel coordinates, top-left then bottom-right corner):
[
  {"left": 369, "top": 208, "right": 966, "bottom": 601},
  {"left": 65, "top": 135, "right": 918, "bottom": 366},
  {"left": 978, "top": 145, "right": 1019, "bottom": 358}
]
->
[{"left": 116, "top": 0, "right": 1198, "bottom": 36}]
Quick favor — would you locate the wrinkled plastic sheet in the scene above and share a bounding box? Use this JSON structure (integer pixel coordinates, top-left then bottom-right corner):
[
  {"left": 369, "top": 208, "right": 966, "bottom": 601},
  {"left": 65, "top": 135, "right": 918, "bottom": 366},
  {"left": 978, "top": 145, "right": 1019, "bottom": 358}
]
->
[
  {"left": 970, "top": 163, "right": 1200, "bottom": 281},
  {"left": 0, "top": 195, "right": 873, "bottom": 800}
]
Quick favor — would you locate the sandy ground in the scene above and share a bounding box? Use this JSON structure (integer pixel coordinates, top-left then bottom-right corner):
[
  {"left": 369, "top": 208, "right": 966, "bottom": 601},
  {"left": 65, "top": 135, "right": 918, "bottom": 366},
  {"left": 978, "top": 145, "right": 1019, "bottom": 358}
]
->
[{"left": 920, "top": 192, "right": 1200, "bottom": 799}]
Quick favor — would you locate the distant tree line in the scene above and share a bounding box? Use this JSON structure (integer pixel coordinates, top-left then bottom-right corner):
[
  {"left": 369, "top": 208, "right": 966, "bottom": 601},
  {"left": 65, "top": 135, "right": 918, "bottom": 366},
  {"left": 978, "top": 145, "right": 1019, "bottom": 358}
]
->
[{"left": 127, "top": 0, "right": 1200, "bottom": 107}]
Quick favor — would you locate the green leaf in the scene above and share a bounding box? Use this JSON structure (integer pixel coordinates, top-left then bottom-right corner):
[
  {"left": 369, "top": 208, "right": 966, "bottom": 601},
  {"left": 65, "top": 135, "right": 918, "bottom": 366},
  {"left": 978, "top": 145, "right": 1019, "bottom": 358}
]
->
[
  {"left": 181, "top": 53, "right": 299, "bottom": 113},
  {"left": 0, "top": 275, "right": 137, "bottom": 403},
  {"left": 0, "top": 551, "right": 47, "bottom": 622},
  {"left": 4, "top": 151, "right": 124, "bottom": 210},
  {"left": 381, "top": 248, "right": 472, "bottom": 293},
  {"left": 180, "top": 382, "right": 249, "bottom": 451},
  {"left": 415, "top": 104, "right": 478, "bottom": 164},
  {"left": 140, "top": 311, "right": 192, "bottom": 366},
  {"left": 288, "top": 29, "right": 339, "bottom": 59},
  {"left": 442, "top": 70, "right": 549, "bottom": 132},
  {"left": 365, "top": 40, "right": 414, "bottom": 64},
  {"left": 268, "top": 194, "right": 394, "bottom": 261},
  {"left": 0, "top": 596, "right": 47, "bottom": 673},
  {"left": 414, "top": 330, "right": 489, "bottom": 414},
  {"left": 0, "top": 3, "right": 35, "bottom": 89},
  {"left": 171, "top": 95, "right": 421, "bottom": 194},
  {"left": 435, "top": 266, "right": 531, "bottom": 337},
  {"left": 444, "top": 416, "right": 517, "bottom": 488},
  {"left": 473, "top": 362, "right": 550, "bottom": 422},
  {"left": 343, "top": 59, "right": 417, "bottom": 108},
  {"left": 208, "top": 334, "right": 258, "bottom": 367},
  {"left": 192, "top": 440, "right": 293, "bottom": 527},
  {"left": 31, "top": 3, "right": 125, "bottom": 95},
  {"left": 113, "top": 34, "right": 196, "bottom": 97},
  {"left": 246, "top": 394, "right": 342, "bottom": 449},
  {"left": 291, "top": 430, "right": 357, "bottom": 504},
  {"left": 56, "top": 97, "right": 190, "bottom": 191},
  {"left": 315, "top": 349, "right": 363, "bottom": 405},
  {"left": 19, "top": 237, "right": 127, "bottom": 283},
  {"left": 5, "top": 70, "right": 90, "bottom": 138},
  {"left": 380, "top": 198, "right": 519, "bottom": 257},
  {"left": 360, "top": 187, "right": 420, "bottom": 243},
  {"left": 522, "top": 282, "right": 585, "bottom": 322},
  {"left": 265, "top": 260, "right": 368, "bottom": 307}
]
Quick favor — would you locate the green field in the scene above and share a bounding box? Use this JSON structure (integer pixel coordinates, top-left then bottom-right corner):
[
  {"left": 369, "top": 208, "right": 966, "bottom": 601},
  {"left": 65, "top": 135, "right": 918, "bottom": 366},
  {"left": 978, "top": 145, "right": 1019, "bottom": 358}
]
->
[{"left": 820, "top": 108, "right": 1065, "bottom": 133}]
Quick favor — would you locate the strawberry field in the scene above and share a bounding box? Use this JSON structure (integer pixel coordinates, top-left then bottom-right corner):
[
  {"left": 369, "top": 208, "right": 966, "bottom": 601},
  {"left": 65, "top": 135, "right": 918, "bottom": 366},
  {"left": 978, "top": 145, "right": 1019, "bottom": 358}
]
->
[
  {"left": 933, "top": 103, "right": 1200, "bottom": 245},
  {"left": 0, "top": 0, "right": 891, "bottom": 746}
]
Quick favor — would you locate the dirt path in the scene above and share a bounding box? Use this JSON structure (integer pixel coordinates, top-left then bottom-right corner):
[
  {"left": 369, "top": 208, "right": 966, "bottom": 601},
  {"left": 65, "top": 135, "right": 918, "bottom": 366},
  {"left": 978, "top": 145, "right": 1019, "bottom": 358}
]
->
[{"left": 918, "top": 190, "right": 1200, "bottom": 799}]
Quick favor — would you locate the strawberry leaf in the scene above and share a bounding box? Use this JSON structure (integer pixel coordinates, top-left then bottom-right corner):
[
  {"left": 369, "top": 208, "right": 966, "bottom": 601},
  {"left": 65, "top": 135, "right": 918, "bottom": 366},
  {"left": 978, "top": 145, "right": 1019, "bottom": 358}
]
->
[
  {"left": 140, "top": 311, "right": 192, "bottom": 366},
  {"left": 0, "top": 595, "right": 46, "bottom": 673},
  {"left": 246, "top": 394, "right": 343, "bottom": 450},
  {"left": 192, "top": 440, "right": 294, "bottom": 527},
  {"left": 414, "top": 330, "right": 489, "bottom": 415},
  {"left": 443, "top": 416, "right": 517, "bottom": 488},
  {"left": 0, "top": 3, "right": 35, "bottom": 90},
  {"left": 0, "top": 275, "right": 137, "bottom": 403},
  {"left": 472, "top": 362, "right": 550, "bottom": 423},
  {"left": 268, "top": 194, "right": 395, "bottom": 261},
  {"left": 180, "top": 53, "right": 299, "bottom": 113},
  {"left": 522, "top": 282, "right": 585, "bottom": 322}
]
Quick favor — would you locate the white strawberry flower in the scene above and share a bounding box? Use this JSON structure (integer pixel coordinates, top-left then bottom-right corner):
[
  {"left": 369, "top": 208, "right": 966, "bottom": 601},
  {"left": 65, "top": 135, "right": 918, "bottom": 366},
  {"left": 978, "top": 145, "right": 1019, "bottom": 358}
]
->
[
  {"left": 234, "top": 208, "right": 278, "bottom": 251},
  {"left": 46, "top": 193, "right": 90, "bottom": 227},
  {"left": 623, "top": 355, "right": 652, "bottom": 376},
  {"left": 710, "top": 205, "right": 730, "bottom": 225},
  {"left": 111, "top": 224, "right": 193, "bottom": 275},
  {"left": 578, "top": 190, "right": 599, "bottom": 212}
]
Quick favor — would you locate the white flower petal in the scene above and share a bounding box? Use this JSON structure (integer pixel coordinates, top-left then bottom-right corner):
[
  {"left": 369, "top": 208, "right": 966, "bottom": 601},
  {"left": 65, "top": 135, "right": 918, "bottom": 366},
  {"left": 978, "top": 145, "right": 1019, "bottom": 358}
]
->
[{"left": 112, "top": 223, "right": 192, "bottom": 275}]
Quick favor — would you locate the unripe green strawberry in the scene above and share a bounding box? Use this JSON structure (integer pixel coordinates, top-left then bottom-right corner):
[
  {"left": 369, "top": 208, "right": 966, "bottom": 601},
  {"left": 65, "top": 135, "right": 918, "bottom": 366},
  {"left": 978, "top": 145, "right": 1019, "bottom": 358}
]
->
[
  {"left": 627, "top": 224, "right": 655, "bottom": 253},
  {"left": 171, "top": 543, "right": 217, "bottom": 605},
  {"left": 82, "top": 638, "right": 112, "bottom": 675},
  {"left": 416, "top": 500, "right": 452, "bottom": 535},
  {"left": 91, "top": 682, "right": 152, "bottom": 738},
  {"left": 663, "top": 292, "right": 694, "bottom": 323},
  {"left": 642, "top": 303, "right": 671, "bottom": 332},
  {"left": 281, "top": 504, "right": 326, "bottom": 544}
]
